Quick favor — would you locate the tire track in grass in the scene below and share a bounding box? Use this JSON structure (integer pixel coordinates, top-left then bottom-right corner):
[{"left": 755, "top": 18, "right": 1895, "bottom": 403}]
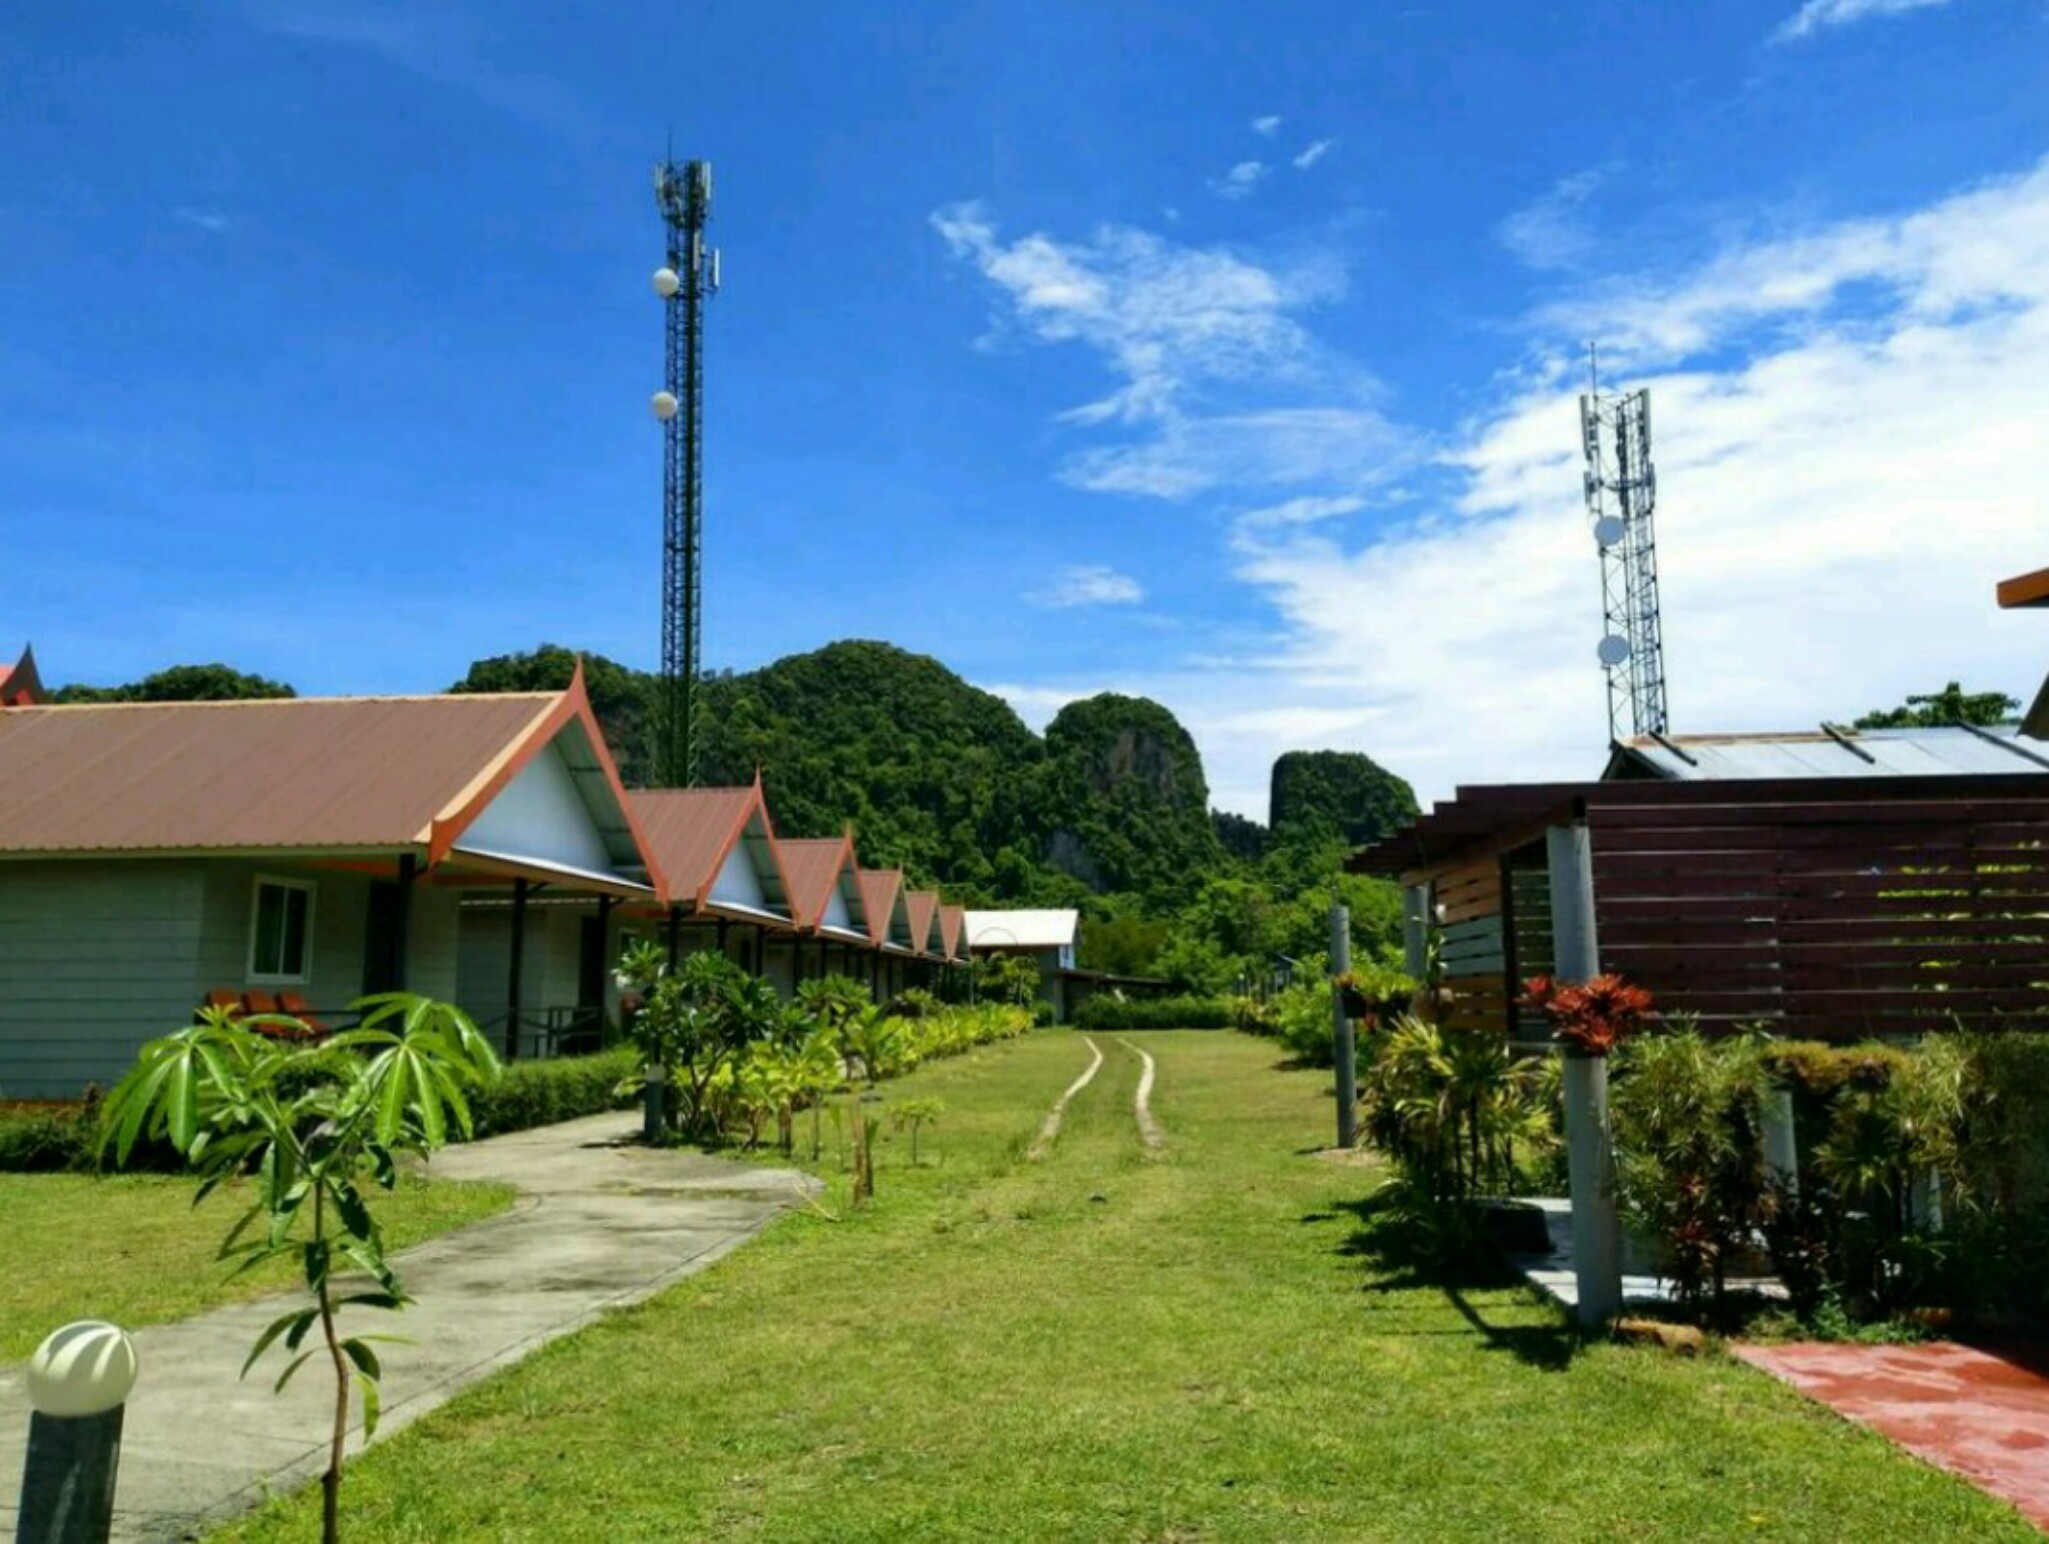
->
[
  {"left": 1027, "top": 1037, "right": 1105, "bottom": 1159},
  {"left": 1119, "top": 1038, "right": 1162, "bottom": 1151}
]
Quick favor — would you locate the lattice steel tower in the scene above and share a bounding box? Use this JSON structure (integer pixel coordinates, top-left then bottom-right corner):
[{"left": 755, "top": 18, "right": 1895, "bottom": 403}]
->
[
  {"left": 1580, "top": 358, "right": 1668, "bottom": 740},
  {"left": 651, "top": 158, "right": 719, "bottom": 787}
]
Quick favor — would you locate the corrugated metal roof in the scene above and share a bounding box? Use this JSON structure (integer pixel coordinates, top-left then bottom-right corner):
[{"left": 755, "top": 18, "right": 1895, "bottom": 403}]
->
[
  {"left": 856, "top": 869, "right": 905, "bottom": 948},
  {"left": 964, "top": 909, "right": 1079, "bottom": 950},
  {"left": 902, "top": 890, "right": 940, "bottom": 957},
  {"left": 938, "top": 902, "right": 965, "bottom": 961},
  {"left": 626, "top": 786, "right": 772, "bottom": 911},
  {"left": 777, "top": 836, "right": 857, "bottom": 931},
  {"left": 0, "top": 693, "right": 558, "bottom": 854},
  {"left": 1616, "top": 726, "right": 2049, "bottom": 781}
]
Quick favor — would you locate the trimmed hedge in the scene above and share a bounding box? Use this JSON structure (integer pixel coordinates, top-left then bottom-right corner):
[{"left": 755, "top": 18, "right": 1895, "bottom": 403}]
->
[
  {"left": 466, "top": 1048, "right": 639, "bottom": 1139},
  {"left": 0, "top": 1101, "right": 182, "bottom": 1174},
  {"left": 1073, "top": 995, "right": 1235, "bottom": 1031}
]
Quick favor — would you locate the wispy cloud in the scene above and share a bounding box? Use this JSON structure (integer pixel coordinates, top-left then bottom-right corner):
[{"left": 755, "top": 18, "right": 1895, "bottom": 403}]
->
[
  {"left": 1028, "top": 565, "right": 1146, "bottom": 608},
  {"left": 242, "top": 1, "right": 601, "bottom": 141},
  {"left": 1213, "top": 160, "right": 1267, "bottom": 200},
  {"left": 171, "top": 207, "right": 233, "bottom": 233},
  {"left": 1252, "top": 115, "right": 1282, "bottom": 137},
  {"left": 931, "top": 202, "right": 1412, "bottom": 502},
  {"left": 1773, "top": 0, "right": 1959, "bottom": 42},
  {"left": 1293, "top": 139, "right": 1335, "bottom": 171},
  {"left": 1497, "top": 169, "right": 1602, "bottom": 271}
]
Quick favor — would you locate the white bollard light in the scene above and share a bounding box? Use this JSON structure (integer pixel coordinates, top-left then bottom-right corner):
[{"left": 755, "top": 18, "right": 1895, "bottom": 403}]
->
[{"left": 20, "top": 1320, "right": 138, "bottom": 1543}]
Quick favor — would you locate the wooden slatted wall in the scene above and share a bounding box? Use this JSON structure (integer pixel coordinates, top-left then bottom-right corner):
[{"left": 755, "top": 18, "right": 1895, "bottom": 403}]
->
[
  {"left": 1588, "top": 791, "right": 2049, "bottom": 1038},
  {"left": 1433, "top": 856, "right": 1509, "bottom": 1033}
]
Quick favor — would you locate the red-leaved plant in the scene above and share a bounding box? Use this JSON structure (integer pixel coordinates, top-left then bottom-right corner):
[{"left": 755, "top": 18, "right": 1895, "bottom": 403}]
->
[{"left": 1519, "top": 973, "right": 1656, "bottom": 1056}]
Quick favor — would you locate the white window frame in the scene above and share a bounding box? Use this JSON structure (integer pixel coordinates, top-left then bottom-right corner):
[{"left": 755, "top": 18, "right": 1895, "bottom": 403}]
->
[{"left": 247, "top": 875, "right": 318, "bottom": 985}]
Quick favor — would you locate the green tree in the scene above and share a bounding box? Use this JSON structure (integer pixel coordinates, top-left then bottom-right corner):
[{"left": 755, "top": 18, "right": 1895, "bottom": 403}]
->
[
  {"left": 100, "top": 995, "right": 501, "bottom": 1544},
  {"left": 1853, "top": 681, "right": 2019, "bottom": 728},
  {"left": 53, "top": 662, "right": 295, "bottom": 703},
  {"left": 450, "top": 644, "right": 660, "bottom": 787}
]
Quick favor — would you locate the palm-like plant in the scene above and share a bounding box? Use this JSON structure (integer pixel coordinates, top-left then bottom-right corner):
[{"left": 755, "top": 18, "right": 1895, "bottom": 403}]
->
[{"left": 100, "top": 996, "right": 500, "bottom": 1544}]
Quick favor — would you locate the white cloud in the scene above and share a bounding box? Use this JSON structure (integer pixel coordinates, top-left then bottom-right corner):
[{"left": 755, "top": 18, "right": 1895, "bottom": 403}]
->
[
  {"left": 1029, "top": 565, "right": 1146, "bottom": 608},
  {"left": 1215, "top": 160, "right": 1268, "bottom": 200},
  {"left": 1774, "top": 0, "right": 1959, "bottom": 41},
  {"left": 1293, "top": 139, "right": 1335, "bottom": 171},
  {"left": 1252, "top": 115, "right": 1282, "bottom": 137},
  {"left": 172, "top": 207, "right": 232, "bottom": 233},
  {"left": 943, "top": 158, "right": 2049, "bottom": 817},
  {"left": 932, "top": 203, "right": 1411, "bottom": 502},
  {"left": 1496, "top": 170, "right": 1602, "bottom": 271},
  {"left": 1238, "top": 495, "right": 1368, "bottom": 529}
]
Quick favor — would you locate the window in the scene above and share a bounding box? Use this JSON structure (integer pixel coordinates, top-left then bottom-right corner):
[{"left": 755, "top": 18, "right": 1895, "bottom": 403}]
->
[{"left": 248, "top": 877, "right": 316, "bottom": 983}]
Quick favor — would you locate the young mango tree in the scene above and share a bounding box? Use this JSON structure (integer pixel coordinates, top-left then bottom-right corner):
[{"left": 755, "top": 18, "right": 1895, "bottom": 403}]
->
[{"left": 100, "top": 995, "right": 501, "bottom": 1544}]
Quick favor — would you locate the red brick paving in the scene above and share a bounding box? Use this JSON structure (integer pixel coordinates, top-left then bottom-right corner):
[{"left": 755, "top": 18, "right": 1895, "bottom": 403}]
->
[{"left": 1735, "top": 1340, "right": 2049, "bottom": 1532}]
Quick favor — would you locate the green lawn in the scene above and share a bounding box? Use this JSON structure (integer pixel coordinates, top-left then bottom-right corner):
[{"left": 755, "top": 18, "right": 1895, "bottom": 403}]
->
[
  {"left": 0, "top": 1170, "right": 517, "bottom": 1363},
  {"left": 217, "top": 1030, "right": 2033, "bottom": 1542}
]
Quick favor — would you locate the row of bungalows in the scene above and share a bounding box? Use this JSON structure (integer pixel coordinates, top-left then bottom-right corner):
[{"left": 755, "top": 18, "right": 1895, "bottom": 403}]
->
[{"left": 0, "top": 660, "right": 974, "bottom": 1098}]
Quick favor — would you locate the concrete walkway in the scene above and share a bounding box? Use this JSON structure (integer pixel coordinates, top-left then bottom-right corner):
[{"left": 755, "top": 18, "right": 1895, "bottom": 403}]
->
[
  {"left": 0, "top": 1113, "right": 817, "bottom": 1542},
  {"left": 1736, "top": 1339, "right": 2049, "bottom": 1532}
]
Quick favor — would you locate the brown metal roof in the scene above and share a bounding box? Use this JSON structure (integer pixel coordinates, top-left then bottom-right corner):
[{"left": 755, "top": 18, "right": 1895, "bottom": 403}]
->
[
  {"left": 902, "top": 889, "right": 940, "bottom": 958},
  {"left": 777, "top": 834, "right": 857, "bottom": 931},
  {"left": 856, "top": 868, "right": 905, "bottom": 949},
  {"left": 938, "top": 902, "right": 965, "bottom": 961},
  {"left": 0, "top": 692, "right": 561, "bottom": 856},
  {"left": 625, "top": 785, "right": 767, "bottom": 912}
]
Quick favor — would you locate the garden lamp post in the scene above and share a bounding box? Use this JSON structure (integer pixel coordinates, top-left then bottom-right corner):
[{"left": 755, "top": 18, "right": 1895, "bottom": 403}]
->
[{"left": 18, "top": 1320, "right": 138, "bottom": 1544}]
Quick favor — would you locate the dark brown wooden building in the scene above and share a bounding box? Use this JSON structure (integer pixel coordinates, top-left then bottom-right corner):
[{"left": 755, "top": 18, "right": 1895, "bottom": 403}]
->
[{"left": 1351, "top": 727, "right": 2049, "bottom": 1042}]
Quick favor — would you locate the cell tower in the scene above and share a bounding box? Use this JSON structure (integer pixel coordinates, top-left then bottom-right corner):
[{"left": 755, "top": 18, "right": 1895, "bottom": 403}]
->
[
  {"left": 650, "top": 157, "right": 719, "bottom": 788},
  {"left": 1580, "top": 352, "right": 1668, "bottom": 740}
]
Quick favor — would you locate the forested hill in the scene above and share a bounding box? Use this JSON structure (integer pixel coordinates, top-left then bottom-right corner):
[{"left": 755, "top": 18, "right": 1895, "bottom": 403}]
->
[{"left": 447, "top": 641, "right": 1238, "bottom": 908}]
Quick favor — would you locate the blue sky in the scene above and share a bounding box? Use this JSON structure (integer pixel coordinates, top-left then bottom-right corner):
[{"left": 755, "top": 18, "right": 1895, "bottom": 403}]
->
[{"left": 7, "top": 0, "right": 2049, "bottom": 816}]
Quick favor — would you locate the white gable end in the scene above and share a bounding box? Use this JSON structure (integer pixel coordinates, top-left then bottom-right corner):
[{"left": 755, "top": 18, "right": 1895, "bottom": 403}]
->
[
  {"left": 460, "top": 742, "right": 615, "bottom": 876},
  {"left": 710, "top": 842, "right": 768, "bottom": 911},
  {"left": 820, "top": 884, "right": 852, "bottom": 931}
]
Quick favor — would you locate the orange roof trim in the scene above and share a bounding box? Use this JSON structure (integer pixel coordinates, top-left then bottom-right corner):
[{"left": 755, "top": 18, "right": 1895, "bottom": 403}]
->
[{"left": 424, "top": 660, "right": 670, "bottom": 898}]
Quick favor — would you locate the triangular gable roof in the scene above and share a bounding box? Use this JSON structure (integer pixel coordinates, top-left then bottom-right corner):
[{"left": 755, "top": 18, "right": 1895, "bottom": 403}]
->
[
  {"left": 627, "top": 776, "right": 794, "bottom": 921},
  {"left": 0, "top": 662, "right": 659, "bottom": 896},
  {"left": 902, "top": 890, "right": 941, "bottom": 958},
  {"left": 778, "top": 832, "right": 865, "bottom": 933},
  {"left": 0, "top": 645, "right": 47, "bottom": 707},
  {"left": 938, "top": 903, "right": 966, "bottom": 962},
  {"left": 856, "top": 868, "right": 913, "bottom": 950}
]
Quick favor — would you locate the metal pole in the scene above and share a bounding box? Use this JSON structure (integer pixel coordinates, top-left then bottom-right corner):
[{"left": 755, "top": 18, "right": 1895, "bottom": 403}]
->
[
  {"left": 505, "top": 879, "right": 528, "bottom": 1062},
  {"left": 1547, "top": 821, "right": 1622, "bottom": 1328},
  {"left": 1329, "top": 903, "right": 1357, "bottom": 1149},
  {"left": 390, "top": 852, "right": 417, "bottom": 992}
]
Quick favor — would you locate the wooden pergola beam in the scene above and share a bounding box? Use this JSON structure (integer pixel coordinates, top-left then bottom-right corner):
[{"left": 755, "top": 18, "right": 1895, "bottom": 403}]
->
[{"left": 1997, "top": 566, "right": 2049, "bottom": 609}]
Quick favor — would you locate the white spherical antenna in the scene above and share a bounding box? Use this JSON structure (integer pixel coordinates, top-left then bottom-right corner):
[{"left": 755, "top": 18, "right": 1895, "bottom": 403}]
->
[
  {"left": 1593, "top": 516, "right": 1626, "bottom": 548},
  {"left": 651, "top": 267, "right": 680, "bottom": 299},
  {"left": 1597, "top": 634, "right": 1631, "bottom": 668},
  {"left": 650, "top": 390, "right": 680, "bottom": 421}
]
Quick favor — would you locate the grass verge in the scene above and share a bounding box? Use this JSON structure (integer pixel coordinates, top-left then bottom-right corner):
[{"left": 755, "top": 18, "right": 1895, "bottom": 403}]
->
[
  {"left": 0, "top": 1171, "right": 517, "bottom": 1362},
  {"left": 214, "top": 1030, "right": 2035, "bottom": 1542}
]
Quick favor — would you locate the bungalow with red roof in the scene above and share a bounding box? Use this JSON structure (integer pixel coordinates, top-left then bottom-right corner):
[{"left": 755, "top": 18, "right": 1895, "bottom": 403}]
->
[{"left": 0, "top": 664, "right": 659, "bottom": 1095}]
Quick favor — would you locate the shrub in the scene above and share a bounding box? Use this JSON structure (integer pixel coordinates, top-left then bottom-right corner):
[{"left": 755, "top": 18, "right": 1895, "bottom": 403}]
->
[
  {"left": 1359, "top": 1016, "right": 1553, "bottom": 1262},
  {"left": 0, "top": 1098, "right": 183, "bottom": 1174},
  {"left": 0, "top": 1103, "right": 94, "bottom": 1172},
  {"left": 466, "top": 1048, "right": 639, "bottom": 1139},
  {"left": 1611, "top": 1028, "right": 1770, "bottom": 1314},
  {"left": 1072, "top": 994, "right": 1234, "bottom": 1031}
]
